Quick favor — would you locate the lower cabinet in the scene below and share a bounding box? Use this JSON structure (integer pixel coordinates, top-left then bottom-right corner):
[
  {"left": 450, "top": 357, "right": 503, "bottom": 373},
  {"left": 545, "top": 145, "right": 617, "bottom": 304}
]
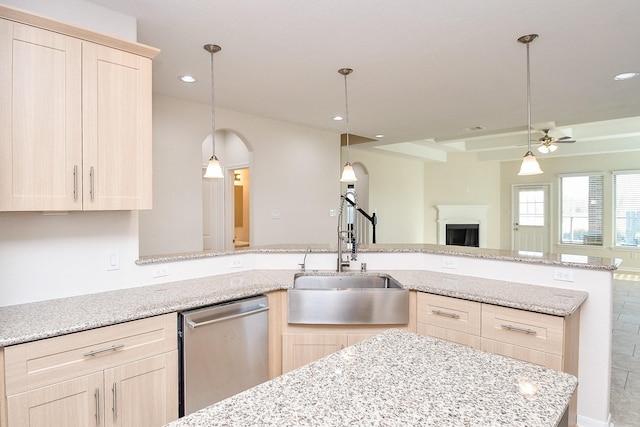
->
[
  {"left": 416, "top": 292, "right": 580, "bottom": 427},
  {"left": 416, "top": 293, "right": 481, "bottom": 349},
  {"left": 3, "top": 314, "right": 178, "bottom": 427},
  {"left": 282, "top": 332, "right": 378, "bottom": 373}
]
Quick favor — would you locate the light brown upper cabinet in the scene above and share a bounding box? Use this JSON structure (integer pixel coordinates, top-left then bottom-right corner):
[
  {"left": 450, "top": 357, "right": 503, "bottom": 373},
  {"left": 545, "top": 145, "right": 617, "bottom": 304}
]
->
[{"left": 0, "top": 6, "right": 158, "bottom": 211}]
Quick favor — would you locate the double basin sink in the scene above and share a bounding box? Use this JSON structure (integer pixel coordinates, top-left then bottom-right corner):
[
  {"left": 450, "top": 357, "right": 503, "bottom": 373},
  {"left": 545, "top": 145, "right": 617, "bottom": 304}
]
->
[{"left": 287, "top": 273, "right": 409, "bottom": 325}]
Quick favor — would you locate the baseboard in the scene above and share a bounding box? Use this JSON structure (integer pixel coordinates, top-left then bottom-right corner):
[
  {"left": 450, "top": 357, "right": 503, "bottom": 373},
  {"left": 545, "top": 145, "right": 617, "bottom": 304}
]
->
[{"left": 577, "top": 413, "right": 612, "bottom": 427}]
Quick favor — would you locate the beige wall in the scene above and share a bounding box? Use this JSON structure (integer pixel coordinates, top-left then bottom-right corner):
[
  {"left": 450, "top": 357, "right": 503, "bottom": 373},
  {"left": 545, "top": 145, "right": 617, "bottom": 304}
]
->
[
  {"left": 423, "top": 152, "right": 502, "bottom": 248},
  {"left": 501, "top": 151, "right": 640, "bottom": 270},
  {"left": 349, "top": 148, "right": 425, "bottom": 243}
]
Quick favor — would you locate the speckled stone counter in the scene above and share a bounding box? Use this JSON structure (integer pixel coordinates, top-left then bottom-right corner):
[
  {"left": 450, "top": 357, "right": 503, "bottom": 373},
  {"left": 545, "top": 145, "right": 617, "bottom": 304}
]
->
[
  {"left": 165, "top": 329, "right": 577, "bottom": 427},
  {"left": 137, "top": 243, "right": 621, "bottom": 271},
  {"left": 0, "top": 269, "right": 588, "bottom": 347}
]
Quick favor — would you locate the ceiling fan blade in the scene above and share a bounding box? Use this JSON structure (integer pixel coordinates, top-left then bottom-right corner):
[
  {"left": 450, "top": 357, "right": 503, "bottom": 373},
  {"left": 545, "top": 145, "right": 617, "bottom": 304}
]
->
[
  {"left": 556, "top": 136, "right": 573, "bottom": 141},
  {"left": 556, "top": 139, "right": 576, "bottom": 143}
]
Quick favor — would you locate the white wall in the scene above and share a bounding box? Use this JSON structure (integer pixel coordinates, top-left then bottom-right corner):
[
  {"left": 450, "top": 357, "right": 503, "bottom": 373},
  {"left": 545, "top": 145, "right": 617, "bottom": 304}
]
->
[
  {"left": 215, "top": 107, "right": 340, "bottom": 246},
  {"left": 139, "top": 95, "right": 209, "bottom": 256}
]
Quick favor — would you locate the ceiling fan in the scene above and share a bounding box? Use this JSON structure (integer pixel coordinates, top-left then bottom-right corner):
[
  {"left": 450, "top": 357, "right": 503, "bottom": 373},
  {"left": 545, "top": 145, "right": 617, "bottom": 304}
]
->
[{"left": 536, "top": 128, "right": 576, "bottom": 153}]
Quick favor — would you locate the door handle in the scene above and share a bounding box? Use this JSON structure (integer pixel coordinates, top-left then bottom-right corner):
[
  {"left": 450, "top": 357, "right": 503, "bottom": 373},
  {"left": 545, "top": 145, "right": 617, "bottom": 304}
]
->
[{"left": 186, "top": 305, "right": 269, "bottom": 329}]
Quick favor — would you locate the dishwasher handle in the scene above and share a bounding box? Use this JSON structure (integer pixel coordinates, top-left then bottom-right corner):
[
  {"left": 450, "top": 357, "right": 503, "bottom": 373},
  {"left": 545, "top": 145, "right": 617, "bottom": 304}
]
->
[{"left": 186, "top": 304, "right": 269, "bottom": 329}]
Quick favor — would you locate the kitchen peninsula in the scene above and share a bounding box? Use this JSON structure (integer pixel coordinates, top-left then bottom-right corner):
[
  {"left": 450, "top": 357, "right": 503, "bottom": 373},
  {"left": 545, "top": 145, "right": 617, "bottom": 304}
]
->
[
  {"left": 0, "top": 245, "right": 617, "bottom": 427},
  {"left": 164, "top": 329, "right": 577, "bottom": 427}
]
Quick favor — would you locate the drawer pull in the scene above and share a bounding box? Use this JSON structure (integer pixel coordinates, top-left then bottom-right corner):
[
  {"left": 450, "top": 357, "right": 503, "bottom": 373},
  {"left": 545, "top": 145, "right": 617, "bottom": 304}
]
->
[
  {"left": 432, "top": 309, "right": 460, "bottom": 319},
  {"left": 83, "top": 344, "right": 125, "bottom": 357},
  {"left": 500, "top": 324, "right": 537, "bottom": 335}
]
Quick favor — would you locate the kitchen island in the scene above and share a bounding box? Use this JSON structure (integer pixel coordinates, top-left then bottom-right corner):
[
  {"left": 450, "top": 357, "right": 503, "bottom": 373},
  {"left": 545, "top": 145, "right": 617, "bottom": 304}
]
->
[{"left": 165, "top": 329, "right": 577, "bottom": 427}]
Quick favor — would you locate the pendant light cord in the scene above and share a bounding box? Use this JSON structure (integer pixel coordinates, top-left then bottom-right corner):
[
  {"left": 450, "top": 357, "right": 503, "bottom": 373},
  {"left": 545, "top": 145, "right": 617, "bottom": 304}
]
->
[
  {"left": 526, "top": 41, "right": 532, "bottom": 153},
  {"left": 210, "top": 48, "right": 216, "bottom": 159},
  {"left": 343, "top": 72, "right": 350, "bottom": 162}
]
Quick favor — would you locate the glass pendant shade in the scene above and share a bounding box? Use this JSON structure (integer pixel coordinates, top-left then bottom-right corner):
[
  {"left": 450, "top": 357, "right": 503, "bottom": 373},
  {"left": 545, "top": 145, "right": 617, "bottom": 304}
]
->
[
  {"left": 204, "top": 155, "right": 224, "bottom": 178},
  {"left": 518, "top": 151, "right": 543, "bottom": 175},
  {"left": 538, "top": 143, "right": 557, "bottom": 154},
  {"left": 340, "top": 162, "right": 357, "bottom": 182}
]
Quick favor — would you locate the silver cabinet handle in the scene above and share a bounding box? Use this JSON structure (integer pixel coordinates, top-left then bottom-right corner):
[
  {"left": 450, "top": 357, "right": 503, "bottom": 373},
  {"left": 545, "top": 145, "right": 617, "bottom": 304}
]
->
[
  {"left": 83, "top": 344, "right": 125, "bottom": 357},
  {"left": 73, "top": 165, "right": 78, "bottom": 200},
  {"left": 95, "top": 388, "right": 100, "bottom": 425},
  {"left": 500, "top": 324, "right": 537, "bottom": 335},
  {"left": 112, "top": 382, "right": 117, "bottom": 420},
  {"left": 89, "top": 166, "right": 95, "bottom": 200},
  {"left": 432, "top": 309, "right": 460, "bottom": 319},
  {"left": 186, "top": 305, "right": 269, "bottom": 329}
]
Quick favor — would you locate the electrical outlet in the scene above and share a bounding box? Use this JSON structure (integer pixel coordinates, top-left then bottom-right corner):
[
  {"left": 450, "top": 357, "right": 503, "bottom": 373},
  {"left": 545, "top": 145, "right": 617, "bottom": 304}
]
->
[
  {"left": 153, "top": 266, "right": 169, "bottom": 278},
  {"left": 271, "top": 209, "right": 280, "bottom": 219},
  {"left": 329, "top": 209, "right": 337, "bottom": 217},
  {"left": 553, "top": 268, "right": 575, "bottom": 282},
  {"left": 229, "top": 258, "right": 243, "bottom": 268},
  {"left": 442, "top": 258, "right": 458, "bottom": 269}
]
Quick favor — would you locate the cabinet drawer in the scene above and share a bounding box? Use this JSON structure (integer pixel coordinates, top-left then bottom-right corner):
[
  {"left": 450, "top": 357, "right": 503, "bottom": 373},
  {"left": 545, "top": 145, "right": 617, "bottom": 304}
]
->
[
  {"left": 481, "top": 338, "right": 563, "bottom": 370},
  {"left": 4, "top": 313, "right": 177, "bottom": 395},
  {"left": 481, "top": 305, "right": 563, "bottom": 355},
  {"left": 417, "top": 293, "right": 481, "bottom": 336},
  {"left": 417, "top": 323, "right": 481, "bottom": 349}
]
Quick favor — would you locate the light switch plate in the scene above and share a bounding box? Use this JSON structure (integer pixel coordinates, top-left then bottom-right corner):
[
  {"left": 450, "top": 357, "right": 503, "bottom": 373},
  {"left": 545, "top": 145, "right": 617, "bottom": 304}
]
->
[{"left": 107, "top": 250, "right": 120, "bottom": 271}]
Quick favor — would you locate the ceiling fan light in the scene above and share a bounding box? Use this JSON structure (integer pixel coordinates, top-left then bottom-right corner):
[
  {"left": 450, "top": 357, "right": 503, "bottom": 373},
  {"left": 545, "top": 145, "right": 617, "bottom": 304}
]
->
[
  {"left": 548, "top": 144, "right": 558, "bottom": 152},
  {"left": 538, "top": 144, "right": 549, "bottom": 154},
  {"left": 518, "top": 151, "right": 543, "bottom": 175}
]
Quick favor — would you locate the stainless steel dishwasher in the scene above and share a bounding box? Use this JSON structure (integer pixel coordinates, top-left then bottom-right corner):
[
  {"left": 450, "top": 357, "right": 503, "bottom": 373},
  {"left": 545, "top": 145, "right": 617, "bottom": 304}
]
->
[{"left": 178, "top": 295, "right": 269, "bottom": 416}]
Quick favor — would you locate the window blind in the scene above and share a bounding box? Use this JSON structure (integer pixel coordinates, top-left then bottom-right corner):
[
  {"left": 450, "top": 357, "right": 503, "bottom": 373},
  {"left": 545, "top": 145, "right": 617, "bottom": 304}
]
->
[
  {"left": 560, "top": 174, "right": 603, "bottom": 245},
  {"left": 614, "top": 171, "right": 640, "bottom": 247}
]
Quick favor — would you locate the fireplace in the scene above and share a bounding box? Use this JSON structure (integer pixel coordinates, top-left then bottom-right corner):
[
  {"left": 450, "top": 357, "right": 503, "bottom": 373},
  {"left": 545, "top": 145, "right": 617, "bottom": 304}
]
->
[
  {"left": 446, "top": 224, "right": 479, "bottom": 247},
  {"left": 436, "top": 205, "right": 488, "bottom": 248}
]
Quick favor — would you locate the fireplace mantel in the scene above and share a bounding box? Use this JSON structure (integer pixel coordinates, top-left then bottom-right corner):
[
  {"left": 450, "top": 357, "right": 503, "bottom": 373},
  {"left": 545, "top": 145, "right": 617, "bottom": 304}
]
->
[{"left": 436, "top": 205, "right": 489, "bottom": 248}]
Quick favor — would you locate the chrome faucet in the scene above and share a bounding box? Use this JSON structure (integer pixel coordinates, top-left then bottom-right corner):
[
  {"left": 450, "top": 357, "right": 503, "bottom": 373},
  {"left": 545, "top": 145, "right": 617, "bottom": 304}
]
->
[
  {"left": 337, "top": 186, "right": 358, "bottom": 272},
  {"left": 299, "top": 247, "right": 311, "bottom": 272}
]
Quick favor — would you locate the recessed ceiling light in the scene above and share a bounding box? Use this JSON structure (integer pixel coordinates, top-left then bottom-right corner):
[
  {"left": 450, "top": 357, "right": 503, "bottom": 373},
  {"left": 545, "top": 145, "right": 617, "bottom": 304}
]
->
[
  {"left": 613, "top": 72, "right": 639, "bottom": 81},
  {"left": 179, "top": 75, "right": 197, "bottom": 83},
  {"left": 332, "top": 115, "right": 344, "bottom": 121},
  {"left": 375, "top": 134, "right": 384, "bottom": 138}
]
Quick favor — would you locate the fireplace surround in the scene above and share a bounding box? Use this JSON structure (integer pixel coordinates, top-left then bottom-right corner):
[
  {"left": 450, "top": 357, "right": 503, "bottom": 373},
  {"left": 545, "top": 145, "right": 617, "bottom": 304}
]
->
[{"left": 436, "top": 205, "right": 488, "bottom": 248}]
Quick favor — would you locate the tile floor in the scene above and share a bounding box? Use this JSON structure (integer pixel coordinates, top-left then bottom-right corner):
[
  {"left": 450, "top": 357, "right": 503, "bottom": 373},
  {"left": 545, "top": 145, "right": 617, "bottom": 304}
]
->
[{"left": 611, "top": 272, "right": 640, "bottom": 427}]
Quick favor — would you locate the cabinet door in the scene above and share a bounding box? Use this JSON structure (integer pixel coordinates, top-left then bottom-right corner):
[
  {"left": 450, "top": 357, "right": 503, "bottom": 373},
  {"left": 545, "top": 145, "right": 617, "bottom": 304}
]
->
[
  {"left": 282, "top": 333, "right": 348, "bottom": 373},
  {"left": 7, "top": 372, "right": 103, "bottom": 427},
  {"left": 82, "top": 42, "right": 152, "bottom": 210},
  {"left": 0, "top": 20, "right": 82, "bottom": 211},
  {"left": 103, "top": 352, "right": 178, "bottom": 427}
]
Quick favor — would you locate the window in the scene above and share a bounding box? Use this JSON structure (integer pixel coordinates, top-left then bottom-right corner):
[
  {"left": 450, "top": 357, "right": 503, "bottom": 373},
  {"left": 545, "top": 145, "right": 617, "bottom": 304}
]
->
[
  {"left": 614, "top": 171, "right": 640, "bottom": 247},
  {"left": 560, "top": 174, "right": 603, "bottom": 245},
  {"left": 518, "top": 189, "right": 545, "bottom": 226}
]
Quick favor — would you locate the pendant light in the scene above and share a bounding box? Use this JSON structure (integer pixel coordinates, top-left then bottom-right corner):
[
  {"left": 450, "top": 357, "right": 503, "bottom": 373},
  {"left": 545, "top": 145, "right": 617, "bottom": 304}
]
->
[
  {"left": 517, "top": 34, "right": 543, "bottom": 176},
  {"left": 339, "top": 68, "right": 357, "bottom": 182},
  {"left": 203, "top": 44, "right": 224, "bottom": 179}
]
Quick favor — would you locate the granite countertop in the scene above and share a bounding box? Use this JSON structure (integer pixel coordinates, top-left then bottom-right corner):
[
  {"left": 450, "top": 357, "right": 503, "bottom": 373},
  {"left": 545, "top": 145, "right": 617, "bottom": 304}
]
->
[
  {"left": 0, "top": 270, "right": 588, "bottom": 347},
  {"left": 165, "top": 329, "right": 577, "bottom": 427},
  {"left": 137, "top": 243, "right": 621, "bottom": 271}
]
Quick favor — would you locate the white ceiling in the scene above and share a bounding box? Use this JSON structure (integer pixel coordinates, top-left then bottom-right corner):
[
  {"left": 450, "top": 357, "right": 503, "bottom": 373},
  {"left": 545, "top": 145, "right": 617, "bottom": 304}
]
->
[{"left": 88, "top": 0, "right": 640, "bottom": 162}]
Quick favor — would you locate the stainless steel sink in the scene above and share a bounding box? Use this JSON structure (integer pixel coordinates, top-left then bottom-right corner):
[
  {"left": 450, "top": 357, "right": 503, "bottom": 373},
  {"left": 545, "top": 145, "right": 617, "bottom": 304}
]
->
[{"left": 287, "top": 273, "right": 409, "bottom": 325}]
